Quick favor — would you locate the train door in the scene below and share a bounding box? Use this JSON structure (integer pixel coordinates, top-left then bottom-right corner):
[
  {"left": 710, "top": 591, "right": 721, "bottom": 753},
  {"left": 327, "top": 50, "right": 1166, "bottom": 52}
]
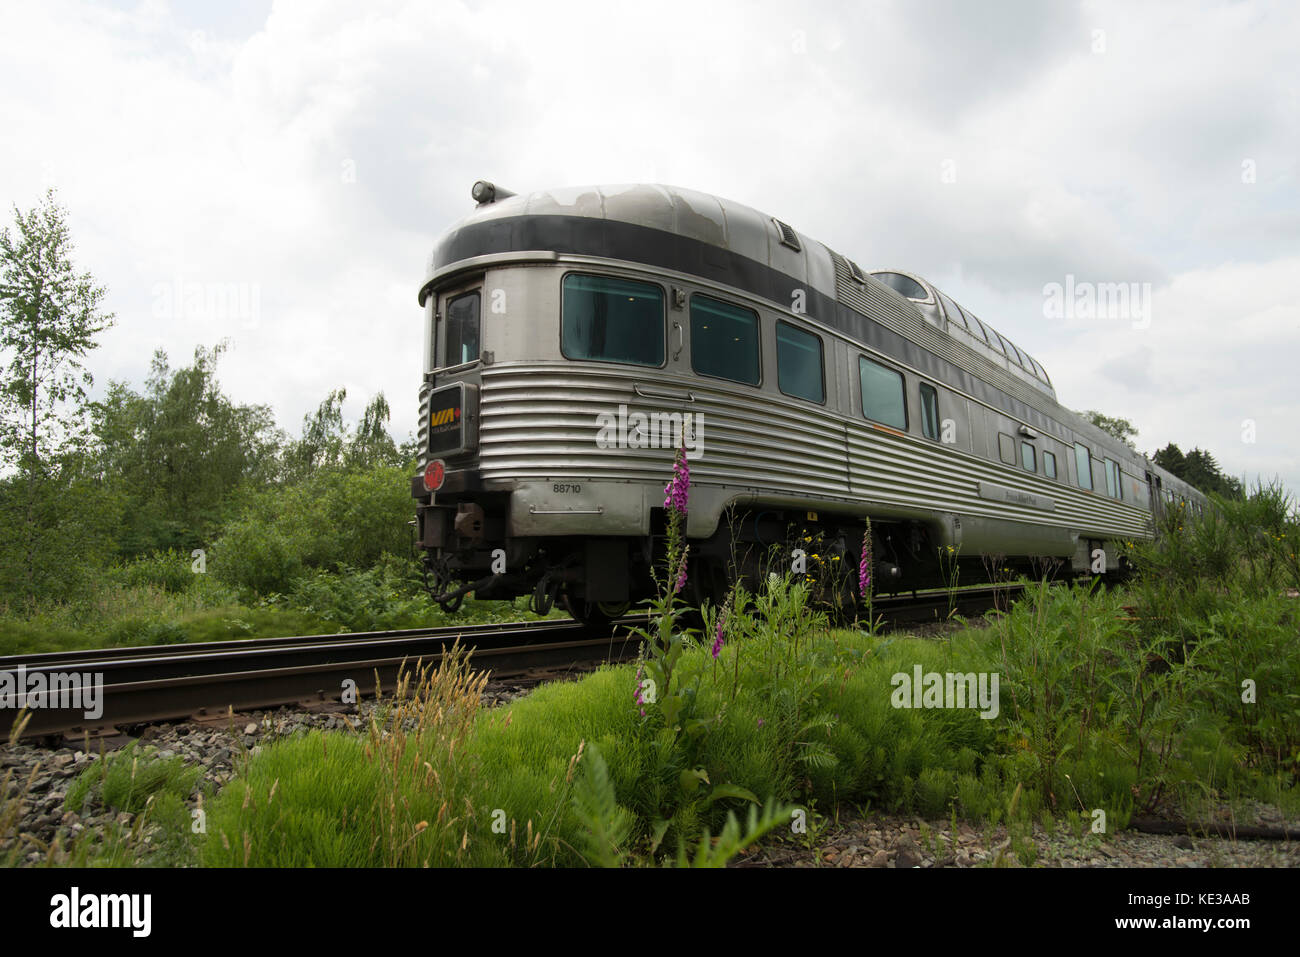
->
[
  {"left": 436, "top": 281, "right": 483, "bottom": 375},
  {"left": 1146, "top": 471, "right": 1163, "bottom": 517},
  {"left": 422, "top": 279, "right": 484, "bottom": 464}
]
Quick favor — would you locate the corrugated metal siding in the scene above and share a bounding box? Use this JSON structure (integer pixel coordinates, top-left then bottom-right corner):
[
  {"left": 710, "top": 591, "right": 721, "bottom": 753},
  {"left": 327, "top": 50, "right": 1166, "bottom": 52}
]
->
[
  {"left": 477, "top": 367, "right": 851, "bottom": 496},
  {"left": 416, "top": 384, "right": 431, "bottom": 471},
  {"left": 846, "top": 423, "right": 1151, "bottom": 539},
  {"left": 472, "top": 364, "right": 1149, "bottom": 542}
]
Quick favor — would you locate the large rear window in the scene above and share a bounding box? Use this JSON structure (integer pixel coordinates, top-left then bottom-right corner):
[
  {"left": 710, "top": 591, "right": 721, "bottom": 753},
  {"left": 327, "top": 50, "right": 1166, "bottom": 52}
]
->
[
  {"left": 562, "top": 274, "right": 664, "bottom": 367},
  {"left": 445, "top": 291, "right": 480, "bottom": 366}
]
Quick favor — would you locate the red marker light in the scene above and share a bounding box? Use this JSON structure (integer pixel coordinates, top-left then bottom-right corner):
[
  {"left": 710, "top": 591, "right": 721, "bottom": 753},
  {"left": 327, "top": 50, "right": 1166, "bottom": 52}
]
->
[{"left": 423, "top": 459, "right": 446, "bottom": 492}]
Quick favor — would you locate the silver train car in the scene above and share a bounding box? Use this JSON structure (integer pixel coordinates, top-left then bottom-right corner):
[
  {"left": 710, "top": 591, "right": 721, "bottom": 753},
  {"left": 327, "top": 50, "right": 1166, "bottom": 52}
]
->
[{"left": 411, "top": 181, "right": 1205, "bottom": 622}]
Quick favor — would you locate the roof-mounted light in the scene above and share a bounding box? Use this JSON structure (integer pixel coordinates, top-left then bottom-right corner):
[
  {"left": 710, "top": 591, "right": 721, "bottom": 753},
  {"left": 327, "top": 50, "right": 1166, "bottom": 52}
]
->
[{"left": 472, "top": 180, "right": 516, "bottom": 205}]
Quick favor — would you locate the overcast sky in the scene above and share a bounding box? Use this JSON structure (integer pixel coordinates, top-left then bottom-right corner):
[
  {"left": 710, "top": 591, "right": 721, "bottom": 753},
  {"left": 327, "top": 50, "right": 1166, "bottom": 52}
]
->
[{"left": 2, "top": 0, "right": 1296, "bottom": 492}]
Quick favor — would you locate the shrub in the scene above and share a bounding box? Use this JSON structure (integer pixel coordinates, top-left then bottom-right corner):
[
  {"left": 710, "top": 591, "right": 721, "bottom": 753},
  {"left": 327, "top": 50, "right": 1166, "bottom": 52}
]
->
[
  {"left": 209, "top": 465, "right": 413, "bottom": 594},
  {"left": 108, "top": 549, "right": 198, "bottom": 594}
]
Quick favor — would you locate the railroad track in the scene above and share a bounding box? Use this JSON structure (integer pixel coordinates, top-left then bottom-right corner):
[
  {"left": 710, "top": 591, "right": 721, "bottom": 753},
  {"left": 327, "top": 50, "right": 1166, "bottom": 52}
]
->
[
  {"left": 0, "top": 617, "right": 645, "bottom": 743},
  {"left": 0, "top": 583, "right": 1030, "bottom": 744},
  {"left": 871, "top": 582, "right": 1027, "bottom": 624}
]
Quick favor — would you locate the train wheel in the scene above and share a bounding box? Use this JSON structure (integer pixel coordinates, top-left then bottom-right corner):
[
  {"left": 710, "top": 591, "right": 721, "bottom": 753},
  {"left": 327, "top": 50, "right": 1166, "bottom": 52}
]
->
[{"left": 562, "top": 592, "right": 630, "bottom": 629}]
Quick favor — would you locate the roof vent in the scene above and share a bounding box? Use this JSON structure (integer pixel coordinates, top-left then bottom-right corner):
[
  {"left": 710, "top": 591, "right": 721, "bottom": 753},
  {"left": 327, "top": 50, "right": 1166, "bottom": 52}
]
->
[
  {"left": 846, "top": 259, "right": 867, "bottom": 284},
  {"left": 772, "top": 218, "right": 801, "bottom": 252}
]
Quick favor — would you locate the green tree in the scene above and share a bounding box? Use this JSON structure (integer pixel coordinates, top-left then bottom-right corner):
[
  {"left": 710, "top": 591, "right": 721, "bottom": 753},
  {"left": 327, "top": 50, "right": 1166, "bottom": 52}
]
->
[
  {"left": 1151, "top": 442, "right": 1243, "bottom": 499},
  {"left": 283, "top": 389, "right": 408, "bottom": 479},
  {"left": 345, "top": 392, "right": 403, "bottom": 470},
  {"left": 92, "top": 343, "right": 280, "bottom": 556},
  {"left": 283, "top": 388, "right": 348, "bottom": 481},
  {"left": 1085, "top": 410, "right": 1138, "bottom": 449},
  {"left": 1151, "top": 442, "right": 1186, "bottom": 478},
  {"left": 0, "top": 189, "right": 115, "bottom": 600}
]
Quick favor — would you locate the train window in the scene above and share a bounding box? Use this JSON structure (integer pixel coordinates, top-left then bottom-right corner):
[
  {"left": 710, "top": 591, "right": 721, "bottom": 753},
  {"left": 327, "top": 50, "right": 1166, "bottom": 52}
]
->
[
  {"left": 858, "top": 357, "right": 907, "bottom": 430},
  {"left": 1021, "top": 441, "right": 1036, "bottom": 472},
  {"left": 776, "top": 321, "right": 825, "bottom": 403},
  {"left": 1074, "top": 443, "right": 1094, "bottom": 490},
  {"left": 876, "top": 272, "right": 929, "bottom": 301},
  {"left": 967, "top": 313, "right": 993, "bottom": 344},
  {"left": 997, "top": 333, "right": 1024, "bottom": 367},
  {"left": 937, "top": 292, "right": 966, "bottom": 329},
  {"left": 690, "top": 294, "right": 760, "bottom": 386},
  {"left": 445, "top": 291, "right": 481, "bottom": 366},
  {"left": 919, "top": 383, "right": 939, "bottom": 440},
  {"left": 935, "top": 298, "right": 970, "bottom": 331},
  {"left": 984, "top": 326, "right": 1007, "bottom": 355},
  {"left": 562, "top": 274, "right": 664, "bottom": 367},
  {"left": 1104, "top": 459, "right": 1122, "bottom": 499},
  {"left": 998, "top": 433, "right": 1016, "bottom": 465},
  {"left": 1044, "top": 450, "right": 1057, "bottom": 479}
]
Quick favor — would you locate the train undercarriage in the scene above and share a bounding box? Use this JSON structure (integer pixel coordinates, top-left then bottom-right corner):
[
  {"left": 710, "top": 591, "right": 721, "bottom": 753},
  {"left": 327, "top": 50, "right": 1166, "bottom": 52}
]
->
[{"left": 415, "top": 495, "right": 1093, "bottom": 626}]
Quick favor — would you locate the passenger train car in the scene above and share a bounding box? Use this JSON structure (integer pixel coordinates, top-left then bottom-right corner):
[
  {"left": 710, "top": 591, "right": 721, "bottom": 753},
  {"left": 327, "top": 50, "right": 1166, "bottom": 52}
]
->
[{"left": 410, "top": 181, "right": 1204, "bottom": 621}]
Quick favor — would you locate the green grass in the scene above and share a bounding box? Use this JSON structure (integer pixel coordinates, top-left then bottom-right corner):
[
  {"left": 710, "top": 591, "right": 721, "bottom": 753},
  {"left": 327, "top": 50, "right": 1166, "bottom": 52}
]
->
[
  {"left": 32, "top": 482, "right": 1300, "bottom": 867},
  {"left": 192, "top": 552, "right": 1299, "bottom": 867},
  {"left": 65, "top": 743, "right": 203, "bottom": 817},
  {"left": 0, "top": 572, "right": 564, "bottom": 657}
]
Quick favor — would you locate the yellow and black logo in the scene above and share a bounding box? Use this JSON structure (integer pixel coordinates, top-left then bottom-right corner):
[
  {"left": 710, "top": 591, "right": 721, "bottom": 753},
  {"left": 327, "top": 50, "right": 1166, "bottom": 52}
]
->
[{"left": 430, "top": 406, "right": 460, "bottom": 432}]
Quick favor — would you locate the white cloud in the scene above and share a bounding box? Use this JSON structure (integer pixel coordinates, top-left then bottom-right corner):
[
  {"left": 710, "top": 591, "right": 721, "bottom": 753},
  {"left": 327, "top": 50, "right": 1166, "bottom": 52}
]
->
[{"left": 0, "top": 0, "right": 1295, "bottom": 492}]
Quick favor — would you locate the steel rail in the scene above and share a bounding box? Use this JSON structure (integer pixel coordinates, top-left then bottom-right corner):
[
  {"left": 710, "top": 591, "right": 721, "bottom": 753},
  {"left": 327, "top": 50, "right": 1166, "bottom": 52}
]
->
[{"left": 1, "top": 621, "right": 643, "bottom": 740}]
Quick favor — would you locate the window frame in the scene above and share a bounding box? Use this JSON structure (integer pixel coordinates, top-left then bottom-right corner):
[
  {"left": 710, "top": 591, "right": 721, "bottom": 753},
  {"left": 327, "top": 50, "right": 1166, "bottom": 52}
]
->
[
  {"left": 775, "top": 319, "right": 827, "bottom": 405},
  {"left": 998, "top": 433, "right": 1016, "bottom": 465},
  {"left": 937, "top": 292, "right": 968, "bottom": 332},
  {"left": 559, "top": 270, "right": 668, "bottom": 369},
  {"left": 945, "top": 301, "right": 971, "bottom": 332},
  {"left": 874, "top": 271, "right": 930, "bottom": 302},
  {"left": 1020, "top": 441, "right": 1037, "bottom": 473},
  {"left": 688, "top": 292, "right": 762, "bottom": 387},
  {"left": 857, "top": 354, "right": 909, "bottom": 431},
  {"left": 1074, "top": 443, "right": 1094, "bottom": 491},
  {"left": 967, "top": 313, "right": 994, "bottom": 345},
  {"left": 443, "top": 288, "right": 483, "bottom": 369},
  {"left": 918, "top": 382, "right": 940, "bottom": 441},
  {"left": 1104, "top": 458, "right": 1123, "bottom": 500},
  {"left": 1043, "top": 450, "right": 1057, "bottom": 480},
  {"left": 996, "top": 332, "right": 1023, "bottom": 366}
]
